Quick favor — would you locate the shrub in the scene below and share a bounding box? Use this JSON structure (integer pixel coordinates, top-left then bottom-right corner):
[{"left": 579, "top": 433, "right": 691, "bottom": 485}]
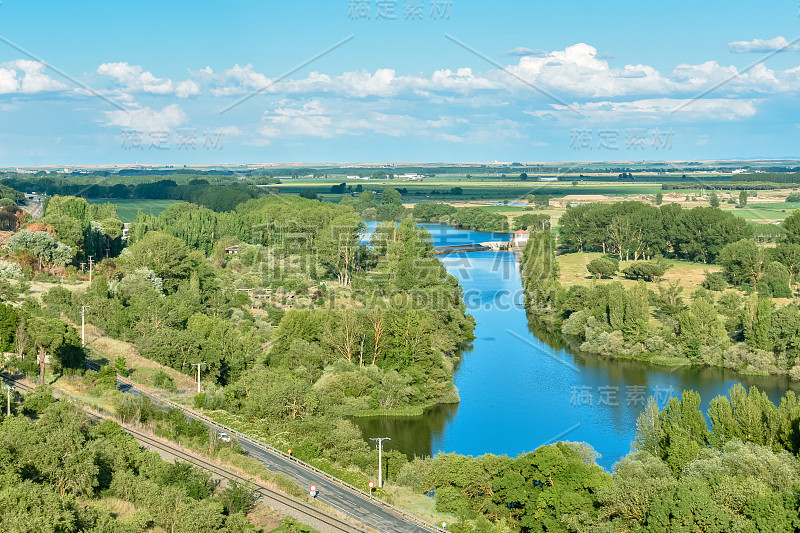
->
[
  {"left": 586, "top": 257, "right": 618, "bottom": 279},
  {"left": 622, "top": 261, "right": 668, "bottom": 282},
  {"left": 153, "top": 370, "right": 177, "bottom": 392},
  {"left": 0, "top": 260, "right": 22, "bottom": 279},
  {"left": 702, "top": 271, "right": 727, "bottom": 292}
]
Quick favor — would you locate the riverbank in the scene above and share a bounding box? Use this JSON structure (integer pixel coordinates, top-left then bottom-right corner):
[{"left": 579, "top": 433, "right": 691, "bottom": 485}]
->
[{"left": 519, "top": 228, "right": 800, "bottom": 382}]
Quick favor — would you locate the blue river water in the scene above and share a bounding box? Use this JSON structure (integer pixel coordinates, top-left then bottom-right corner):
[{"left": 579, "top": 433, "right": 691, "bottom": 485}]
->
[{"left": 355, "top": 223, "right": 800, "bottom": 470}]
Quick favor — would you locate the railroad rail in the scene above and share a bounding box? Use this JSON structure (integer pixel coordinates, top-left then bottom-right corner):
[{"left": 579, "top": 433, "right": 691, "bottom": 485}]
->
[
  {"left": 110, "top": 371, "right": 445, "bottom": 532},
  {"left": 1, "top": 371, "right": 371, "bottom": 533},
  {"left": 100, "top": 419, "right": 372, "bottom": 533}
]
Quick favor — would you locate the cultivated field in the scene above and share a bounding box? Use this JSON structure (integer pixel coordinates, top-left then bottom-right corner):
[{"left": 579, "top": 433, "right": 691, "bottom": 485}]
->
[{"left": 88, "top": 198, "right": 179, "bottom": 222}]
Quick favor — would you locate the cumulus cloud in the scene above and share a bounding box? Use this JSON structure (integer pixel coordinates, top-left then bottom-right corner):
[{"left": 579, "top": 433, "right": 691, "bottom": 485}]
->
[
  {"left": 97, "top": 62, "right": 199, "bottom": 98},
  {"left": 728, "top": 36, "right": 800, "bottom": 53},
  {"left": 0, "top": 60, "right": 66, "bottom": 94},
  {"left": 103, "top": 103, "right": 188, "bottom": 131},
  {"left": 193, "top": 64, "right": 271, "bottom": 96},
  {"left": 98, "top": 62, "right": 174, "bottom": 94},
  {"left": 87, "top": 42, "right": 800, "bottom": 105}
]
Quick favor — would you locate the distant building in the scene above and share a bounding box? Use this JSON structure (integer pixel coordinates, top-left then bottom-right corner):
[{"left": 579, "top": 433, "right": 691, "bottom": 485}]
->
[
  {"left": 225, "top": 245, "right": 240, "bottom": 255},
  {"left": 510, "top": 230, "right": 530, "bottom": 249},
  {"left": 399, "top": 173, "right": 425, "bottom": 181},
  {"left": 539, "top": 177, "right": 558, "bottom": 182}
]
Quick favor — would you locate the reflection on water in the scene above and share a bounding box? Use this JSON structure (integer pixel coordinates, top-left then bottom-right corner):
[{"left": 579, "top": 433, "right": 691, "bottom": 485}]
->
[
  {"left": 353, "top": 403, "right": 459, "bottom": 459},
  {"left": 354, "top": 224, "right": 800, "bottom": 470}
]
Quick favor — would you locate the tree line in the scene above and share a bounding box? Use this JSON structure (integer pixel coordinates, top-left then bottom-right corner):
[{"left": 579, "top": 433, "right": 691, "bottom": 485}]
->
[{"left": 559, "top": 202, "right": 750, "bottom": 263}]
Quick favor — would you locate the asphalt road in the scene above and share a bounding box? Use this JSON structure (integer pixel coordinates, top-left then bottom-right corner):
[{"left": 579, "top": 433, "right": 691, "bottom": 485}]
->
[{"left": 117, "top": 381, "right": 437, "bottom": 533}]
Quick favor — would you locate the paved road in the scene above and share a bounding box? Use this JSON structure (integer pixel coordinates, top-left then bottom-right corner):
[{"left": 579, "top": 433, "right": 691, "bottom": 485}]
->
[{"left": 116, "top": 380, "right": 437, "bottom": 533}]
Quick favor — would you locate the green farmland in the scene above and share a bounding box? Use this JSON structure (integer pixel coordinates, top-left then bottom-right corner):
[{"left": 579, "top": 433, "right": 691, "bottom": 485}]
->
[
  {"left": 88, "top": 198, "right": 179, "bottom": 222},
  {"left": 275, "top": 178, "right": 665, "bottom": 203}
]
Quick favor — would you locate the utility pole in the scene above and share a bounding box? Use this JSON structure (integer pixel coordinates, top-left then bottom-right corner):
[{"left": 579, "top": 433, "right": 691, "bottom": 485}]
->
[
  {"left": 6, "top": 385, "right": 12, "bottom": 416},
  {"left": 191, "top": 362, "right": 207, "bottom": 394},
  {"left": 87, "top": 256, "right": 94, "bottom": 284},
  {"left": 369, "top": 437, "right": 391, "bottom": 488},
  {"left": 77, "top": 306, "right": 90, "bottom": 347}
]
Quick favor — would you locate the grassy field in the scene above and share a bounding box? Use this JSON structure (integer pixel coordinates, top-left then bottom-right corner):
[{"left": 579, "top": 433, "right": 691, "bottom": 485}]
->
[
  {"left": 88, "top": 198, "right": 179, "bottom": 222},
  {"left": 557, "top": 251, "right": 713, "bottom": 293},
  {"left": 276, "top": 178, "right": 665, "bottom": 203},
  {"left": 721, "top": 202, "right": 800, "bottom": 221}
]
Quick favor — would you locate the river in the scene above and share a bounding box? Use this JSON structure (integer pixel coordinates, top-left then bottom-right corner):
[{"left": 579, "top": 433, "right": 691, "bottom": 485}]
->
[{"left": 355, "top": 223, "right": 800, "bottom": 470}]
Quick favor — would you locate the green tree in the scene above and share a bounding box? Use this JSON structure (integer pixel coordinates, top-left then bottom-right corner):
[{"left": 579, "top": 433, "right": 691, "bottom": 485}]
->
[
  {"left": 771, "top": 242, "right": 800, "bottom": 284},
  {"left": 739, "top": 190, "right": 748, "bottom": 207},
  {"left": 120, "top": 231, "right": 198, "bottom": 292},
  {"left": 762, "top": 261, "right": 792, "bottom": 298},
  {"left": 586, "top": 257, "right": 617, "bottom": 279},
  {"left": 702, "top": 271, "right": 727, "bottom": 291},
  {"left": 382, "top": 188, "right": 402, "bottom": 205},
  {"left": 317, "top": 212, "right": 363, "bottom": 286},
  {"left": 607, "top": 282, "right": 626, "bottom": 331},
  {"left": 743, "top": 294, "right": 774, "bottom": 351},
  {"left": 718, "top": 239, "right": 766, "bottom": 286},
  {"left": 27, "top": 316, "right": 83, "bottom": 383}
]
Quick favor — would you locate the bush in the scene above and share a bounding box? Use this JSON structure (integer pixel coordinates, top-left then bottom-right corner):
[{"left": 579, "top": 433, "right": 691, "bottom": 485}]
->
[
  {"left": 702, "top": 271, "right": 727, "bottom": 291},
  {"left": 621, "top": 261, "right": 668, "bottom": 282},
  {"left": 153, "top": 370, "right": 177, "bottom": 392},
  {"left": 0, "top": 260, "right": 22, "bottom": 279},
  {"left": 786, "top": 192, "right": 800, "bottom": 203},
  {"left": 586, "top": 257, "right": 617, "bottom": 279}
]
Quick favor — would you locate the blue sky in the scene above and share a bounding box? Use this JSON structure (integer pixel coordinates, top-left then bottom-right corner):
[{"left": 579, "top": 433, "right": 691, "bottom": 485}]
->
[{"left": 1, "top": 0, "right": 800, "bottom": 165}]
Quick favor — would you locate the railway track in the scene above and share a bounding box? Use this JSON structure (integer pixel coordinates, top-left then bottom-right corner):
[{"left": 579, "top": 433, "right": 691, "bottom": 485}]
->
[
  {"left": 1, "top": 372, "right": 371, "bottom": 533},
  {"left": 109, "top": 371, "right": 441, "bottom": 532},
  {"left": 13, "top": 364, "right": 444, "bottom": 531},
  {"left": 106, "top": 422, "right": 372, "bottom": 533}
]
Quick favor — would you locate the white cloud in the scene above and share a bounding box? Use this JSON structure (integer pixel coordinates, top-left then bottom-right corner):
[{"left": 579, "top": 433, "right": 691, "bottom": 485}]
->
[
  {"left": 0, "top": 60, "right": 66, "bottom": 94},
  {"left": 97, "top": 62, "right": 174, "bottom": 94},
  {"left": 728, "top": 36, "right": 800, "bottom": 53},
  {"left": 194, "top": 64, "right": 271, "bottom": 96},
  {"left": 103, "top": 103, "right": 188, "bottom": 131},
  {"left": 97, "top": 62, "right": 199, "bottom": 98},
  {"left": 175, "top": 79, "right": 200, "bottom": 98},
  {"left": 526, "top": 98, "right": 758, "bottom": 122},
  {"left": 504, "top": 47, "right": 548, "bottom": 57},
  {"left": 254, "top": 98, "right": 517, "bottom": 144},
  {"left": 0, "top": 68, "right": 18, "bottom": 94}
]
